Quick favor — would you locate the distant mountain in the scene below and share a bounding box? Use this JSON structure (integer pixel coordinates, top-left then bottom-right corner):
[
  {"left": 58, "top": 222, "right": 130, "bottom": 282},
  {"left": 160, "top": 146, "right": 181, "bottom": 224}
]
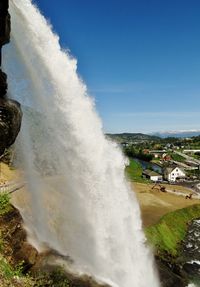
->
[
  {"left": 106, "top": 133, "right": 160, "bottom": 143},
  {"left": 153, "top": 130, "right": 200, "bottom": 138},
  {"left": 107, "top": 131, "right": 200, "bottom": 143}
]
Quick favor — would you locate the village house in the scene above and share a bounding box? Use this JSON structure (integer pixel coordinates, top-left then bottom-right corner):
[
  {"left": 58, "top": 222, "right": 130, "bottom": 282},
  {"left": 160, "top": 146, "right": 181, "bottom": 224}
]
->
[
  {"left": 149, "top": 150, "right": 167, "bottom": 158},
  {"left": 164, "top": 166, "right": 186, "bottom": 182},
  {"left": 120, "top": 142, "right": 129, "bottom": 148},
  {"left": 162, "top": 153, "right": 171, "bottom": 161},
  {"left": 142, "top": 169, "right": 163, "bottom": 182},
  {"left": 164, "top": 143, "right": 174, "bottom": 150}
]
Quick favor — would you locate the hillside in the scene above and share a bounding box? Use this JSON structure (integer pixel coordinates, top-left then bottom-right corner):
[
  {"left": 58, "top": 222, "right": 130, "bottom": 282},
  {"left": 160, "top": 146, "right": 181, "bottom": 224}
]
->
[
  {"left": 145, "top": 204, "right": 200, "bottom": 286},
  {"left": 106, "top": 133, "right": 160, "bottom": 143},
  {"left": 153, "top": 131, "right": 200, "bottom": 138},
  {"left": 145, "top": 204, "right": 200, "bottom": 257}
]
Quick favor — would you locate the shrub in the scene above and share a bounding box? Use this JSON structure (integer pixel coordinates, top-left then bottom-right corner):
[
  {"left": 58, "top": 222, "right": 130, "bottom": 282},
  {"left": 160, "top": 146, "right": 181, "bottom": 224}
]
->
[{"left": 0, "top": 192, "right": 11, "bottom": 215}]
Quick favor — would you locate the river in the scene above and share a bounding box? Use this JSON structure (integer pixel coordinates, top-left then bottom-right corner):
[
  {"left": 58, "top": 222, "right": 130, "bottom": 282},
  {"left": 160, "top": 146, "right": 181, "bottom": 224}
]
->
[{"left": 134, "top": 158, "right": 163, "bottom": 174}]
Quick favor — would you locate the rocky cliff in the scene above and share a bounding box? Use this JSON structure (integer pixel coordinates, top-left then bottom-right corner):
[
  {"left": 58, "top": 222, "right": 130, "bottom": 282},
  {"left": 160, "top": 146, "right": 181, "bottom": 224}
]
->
[{"left": 0, "top": 0, "right": 22, "bottom": 156}]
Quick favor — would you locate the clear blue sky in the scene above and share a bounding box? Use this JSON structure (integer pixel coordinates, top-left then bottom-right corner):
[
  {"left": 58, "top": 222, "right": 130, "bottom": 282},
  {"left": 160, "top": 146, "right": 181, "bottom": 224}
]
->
[{"left": 34, "top": 0, "right": 200, "bottom": 134}]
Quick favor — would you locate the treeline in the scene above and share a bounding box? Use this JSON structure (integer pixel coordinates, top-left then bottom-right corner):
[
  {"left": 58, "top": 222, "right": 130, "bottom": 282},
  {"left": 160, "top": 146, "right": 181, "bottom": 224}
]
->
[
  {"left": 187, "top": 169, "right": 200, "bottom": 179},
  {"left": 124, "top": 147, "right": 153, "bottom": 162}
]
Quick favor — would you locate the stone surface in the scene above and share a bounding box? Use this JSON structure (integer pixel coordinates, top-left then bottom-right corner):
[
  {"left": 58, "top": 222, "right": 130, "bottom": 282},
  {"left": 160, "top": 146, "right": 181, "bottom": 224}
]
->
[
  {"left": 0, "top": 70, "right": 7, "bottom": 96},
  {"left": 0, "top": 98, "right": 22, "bottom": 155},
  {"left": 0, "top": 205, "right": 111, "bottom": 287},
  {"left": 156, "top": 258, "right": 188, "bottom": 287},
  {"left": 177, "top": 218, "right": 200, "bottom": 282},
  {"left": 0, "top": 0, "right": 22, "bottom": 155},
  {"left": 0, "top": 207, "right": 39, "bottom": 271},
  {"left": 0, "top": 0, "right": 10, "bottom": 48},
  {"left": 153, "top": 218, "right": 200, "bottom": 286}
]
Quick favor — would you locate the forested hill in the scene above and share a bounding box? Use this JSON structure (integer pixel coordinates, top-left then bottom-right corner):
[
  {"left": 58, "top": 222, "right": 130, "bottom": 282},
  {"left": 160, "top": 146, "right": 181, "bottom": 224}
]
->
[{"left": 106, "top": 133, "right": 161, "bottom": 143}]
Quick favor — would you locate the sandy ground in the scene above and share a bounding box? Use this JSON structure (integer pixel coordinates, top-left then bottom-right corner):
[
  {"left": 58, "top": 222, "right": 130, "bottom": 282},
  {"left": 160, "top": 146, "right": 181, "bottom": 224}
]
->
[
  {"left": 1, "top": 163, "right": 199, "bottom": 229},
  {"left": 132, "top": 182, "right": 200, "bottom": 227},
  {"left": 0, "top": 163, "right": 28, "bottom": 206},
  {"left": 0, "top": 163, "right": 20, "bottom": 183}
]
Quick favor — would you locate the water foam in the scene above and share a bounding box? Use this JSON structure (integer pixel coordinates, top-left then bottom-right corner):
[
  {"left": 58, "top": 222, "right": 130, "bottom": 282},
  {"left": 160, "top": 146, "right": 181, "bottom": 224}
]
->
[{"left": 3, "top": 1, "right": 160, "bottom": 286}]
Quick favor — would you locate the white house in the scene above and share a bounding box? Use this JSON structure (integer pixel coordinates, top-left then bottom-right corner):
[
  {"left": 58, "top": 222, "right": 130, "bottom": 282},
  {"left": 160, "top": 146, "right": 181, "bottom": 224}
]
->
[
  {"left": 164, "top": 166, "right": 186, "bottom": 182},
  {"left": 149, "top": 150, "right": 166, "bottom": 158},
  {"left": 142, "top": 169, "right": 163, "bottom": 182}
]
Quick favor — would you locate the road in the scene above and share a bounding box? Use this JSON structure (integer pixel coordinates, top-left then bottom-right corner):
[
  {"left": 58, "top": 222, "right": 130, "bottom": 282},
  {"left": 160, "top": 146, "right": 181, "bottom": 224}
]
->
[
  {"left": 174, "top": 181, "right": 200, "bottom": 194},
  {"left": 174, "top": 151, "right": 200, "bottom": 165}
]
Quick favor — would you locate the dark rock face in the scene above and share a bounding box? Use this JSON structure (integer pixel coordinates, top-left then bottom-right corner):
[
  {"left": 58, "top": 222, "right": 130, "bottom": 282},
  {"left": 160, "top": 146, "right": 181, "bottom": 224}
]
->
[
  {"left": 156, "top": 258, "right": 187, "bottom": 287},
  {"left": 178, "top": 218, "right": 200, "bottom": 282},
  {"left": 154, "top": 218, "right": 200, "bottom": 286},
  {"left": 0, "top": 98, "right": 22, "bottom": 155},
  {"left": 0, "top": 70, "right": 7, "bottom": 96},
  {"left": 0, "top": 0, "right": 10, "bottom": 49},
  {"left": 0, "top": 0, "right": 22, "bottom": 155}
]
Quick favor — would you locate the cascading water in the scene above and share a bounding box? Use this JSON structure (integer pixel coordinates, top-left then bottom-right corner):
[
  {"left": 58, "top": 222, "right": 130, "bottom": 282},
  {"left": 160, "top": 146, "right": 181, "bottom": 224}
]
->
[{"left": 3, "top": 0, "right": 160, "bottom": 286}]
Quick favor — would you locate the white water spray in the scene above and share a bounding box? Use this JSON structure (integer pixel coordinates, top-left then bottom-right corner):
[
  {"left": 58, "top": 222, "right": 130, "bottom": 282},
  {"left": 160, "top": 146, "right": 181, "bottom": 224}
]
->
[{"left": 4, "top": 0, "right": 160, "bottom": 286}]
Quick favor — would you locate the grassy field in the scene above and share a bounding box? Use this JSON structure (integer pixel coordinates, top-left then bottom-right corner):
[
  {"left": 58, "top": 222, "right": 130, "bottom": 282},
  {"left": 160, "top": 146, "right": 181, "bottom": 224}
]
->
[
  {"left": 170, "top": 153, "right": 185, "bottom": 162},
  {"left": 125, "top": 159, "right": 149, "bottom": 183},
  {"left": 145, "top": 204, "right": 200, "bottom": 257}
]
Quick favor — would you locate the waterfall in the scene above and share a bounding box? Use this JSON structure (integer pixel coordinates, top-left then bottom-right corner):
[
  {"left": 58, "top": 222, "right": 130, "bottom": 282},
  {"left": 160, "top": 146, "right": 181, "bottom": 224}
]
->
[{"left": 3, "top": 0, "right": 160, "bottom": 286}]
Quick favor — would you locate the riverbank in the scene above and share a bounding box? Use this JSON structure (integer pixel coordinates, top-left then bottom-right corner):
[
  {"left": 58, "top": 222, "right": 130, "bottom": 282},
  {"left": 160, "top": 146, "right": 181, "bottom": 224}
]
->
[{"left": 132, "top": 182, "right": 200, "bottom": 227}]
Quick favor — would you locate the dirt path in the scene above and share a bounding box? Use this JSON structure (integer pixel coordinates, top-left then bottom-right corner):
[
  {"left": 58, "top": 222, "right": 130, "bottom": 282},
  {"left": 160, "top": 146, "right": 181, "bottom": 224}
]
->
[
  {"left": 1, "top": 162, "right": 199, "bottom": 229},
  {"left": 132, "top": 182, "right": 200, "bottom": 227},
  {"left": 0, "top": 163, "right": 19, "bottom": 182}
]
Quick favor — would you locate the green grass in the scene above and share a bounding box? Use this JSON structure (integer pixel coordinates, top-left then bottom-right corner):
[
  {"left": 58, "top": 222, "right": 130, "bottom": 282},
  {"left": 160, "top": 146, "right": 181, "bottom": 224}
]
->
[
  {"left": 0, "top": 256, "right": 34, "bottom": 286},
  {"left": 193, "top": 154, "right": 200, "bottom": 159},
  {"left": 0, "top": 257, "right": 24, "bottom": 279},
  {"left": 170, "top": 153, "right": 185, "bottom": 162},
  {"left": 125, "top": 159, "right": 149, "bottom": 183},
  {"left": 0, "top": 257, "right": 70, "bottom": 287},
  {"left": 190, "top": 144, "right": 200, "bottom": 149},
  {"left": 151, "top": 158, "right": 161, "bottom": 162},
  {"left": 145, "top": 204, "right": 200, "bottom": 257},
  {"left": 0, "top": 193, "right": 11, "bottom": 215}
]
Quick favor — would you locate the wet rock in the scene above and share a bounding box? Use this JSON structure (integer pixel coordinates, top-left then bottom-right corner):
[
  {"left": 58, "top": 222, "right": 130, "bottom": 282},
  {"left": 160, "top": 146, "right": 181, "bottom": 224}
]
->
[
  {"left": 177, "top": 218, "right": 200, "bottom": 281},
  {"left": 0, "top": 0, "right": 10, "bottom": 47},
  {"left": 37, "top": 264, "right": 112, "bottom": 287},
  {"left": 0, "top": 70, "right": 7, "bottom": 96},
  {"left": 65, "top": 274, "right": 111, "bottom": 287},
  {"left": 0, "top": 97, "right": 22, "bottom": 156},
  {"left": 0, "top": 206, "right": 111, "bottom": 287},
  {"left": 182, "top": 262, "right": 200, "bottom": 275},
  {"left": 15, "top": 242, "right": 38, "bottom": 267},
  {"left": 156, "top": 259, "right": 188, "bottom": 287},
  {"left": 154, "top": 217, "right": 200, "bottom": 286},
  {"left": 0, "top": 0, "right": 22, "bottom": 155},
  {"left": 0, "top": 207, "right": 35, "bottom": 265}
]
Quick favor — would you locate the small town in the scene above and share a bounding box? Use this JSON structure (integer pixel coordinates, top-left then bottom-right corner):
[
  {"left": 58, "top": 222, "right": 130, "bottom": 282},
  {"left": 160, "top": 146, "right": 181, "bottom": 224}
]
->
[
  {"left": 108, "top": 133, "right": 200, "bottom": 193},
  {"left": 135, "top": 148, "right": 200, "bottom": 184}
]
